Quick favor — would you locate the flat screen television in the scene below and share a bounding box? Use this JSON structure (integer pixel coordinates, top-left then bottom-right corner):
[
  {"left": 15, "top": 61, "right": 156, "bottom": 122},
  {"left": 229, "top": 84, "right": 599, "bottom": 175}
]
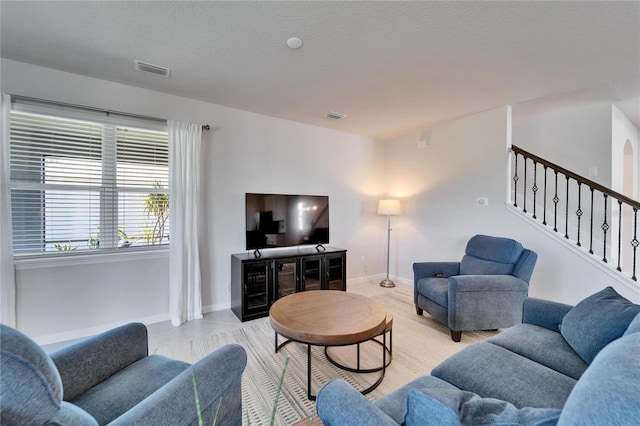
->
[{"left": 245, "top": 193, "right": 329, "bottom": 251}]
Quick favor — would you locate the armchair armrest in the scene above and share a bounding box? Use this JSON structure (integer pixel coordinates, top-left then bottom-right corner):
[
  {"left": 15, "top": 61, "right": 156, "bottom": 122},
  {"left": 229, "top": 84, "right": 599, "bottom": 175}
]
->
[
  {"left": 447, "top": 275, "right": 529, "bottom": 331},
  {"left": 50, "top": 323, "right": 148, "bottom": 401},
  {"left": 522, "top": 297, "right": 573, "bottom": 332},
  {"left": 448, "top": 275, "right": 528, "bottom": 293},
  {"left": 317, "top": 379, "right": 397, "bottom": 426},
  {"left": 110, "top": 344, "right": 247, "bottom": 426}
]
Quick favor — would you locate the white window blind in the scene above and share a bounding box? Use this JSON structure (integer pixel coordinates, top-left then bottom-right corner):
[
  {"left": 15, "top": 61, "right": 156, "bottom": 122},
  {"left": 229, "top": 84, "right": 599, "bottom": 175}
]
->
[{"left": 9, "top": 102, "right": 169, "bottom": 257}]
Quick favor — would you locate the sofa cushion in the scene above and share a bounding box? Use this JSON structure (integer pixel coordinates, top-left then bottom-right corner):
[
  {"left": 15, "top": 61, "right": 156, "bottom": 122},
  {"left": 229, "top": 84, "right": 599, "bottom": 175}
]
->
[
  {"left": 50, "top": 402, "right": 98, "bottom": 425},
  {"left": 403, "top": 389, "right": 458, "bottom": 425},
  {"left": 488, "top": 324, "right": 588, "bottom": 380},
  {"left": 558, "top": 332, "right": 640, "bottom": 425},
  {"left": 561, "top": 286, "right": 640, "bottom": 364},
  {"left": 403, "top": 388, "right": 562, "bottom": 426},
  {"left": 70, "top": 354, "right": 190, "bottom": 425},
  {"left": 373, "top": 375, "right": 459, "bottom": 424},
  {"left": 316, "top": 379, "right": 397, "bottom": 426},
  {"left": 624, "top": 311, "right": 640, "bottom": 336},
  {"left": 416, "top": 277, "right": 449, "bottom": 307},
  {"left": 432, "top": 341, "right": 576, "bottom": 409}
]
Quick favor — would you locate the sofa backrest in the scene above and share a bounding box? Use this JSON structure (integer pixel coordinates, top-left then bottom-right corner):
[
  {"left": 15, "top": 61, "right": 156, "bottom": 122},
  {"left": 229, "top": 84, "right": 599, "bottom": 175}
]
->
[
  {"left": 0, "top": 324, "right": 64, "bottom": 424},
  {"left": 460, "top": 235, "right": 531, "bottom": 278},
  {"left": 0, "top": 324, "right": 97, "bottom": 425},
  {"left": 50, "top": 322, "right": 148, "bottom": 401}
]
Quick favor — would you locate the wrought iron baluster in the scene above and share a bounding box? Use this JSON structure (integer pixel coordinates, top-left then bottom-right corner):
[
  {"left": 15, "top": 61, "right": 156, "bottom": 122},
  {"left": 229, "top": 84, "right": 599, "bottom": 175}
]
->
[
  {"left": 553, "top": 171, "right": 559, "bottom": 232},
  {"left": 617, "top": 200, "right": 623, "bottom": 272},
  {"left": 565, "top": 176, "right": 570, "bottom": 239},
  {"left": 589, "top": 188, "right": 594, "bottom": 254},
  {"left": 576, "top": 182, "right": 582, "bottom": 247},
  {"left": 632, "top": 208, "right": 638, "bottom": 281},
  {"left": 523, "top": 156, "right": 528, "bottom": 213},
  {"left": 602, "top": 194, "right": 609, "bottom": 263},
  {"left": 513, "top": 153, "right": 519, "bottom": 208},
  {"left": 532, "top": 161, "right": 538, "bottom": 219},
  {"left": 543, "top": 165, "right": 548, "bottom": 225},
  {"left": 510, "top": 145, "right": 640, "bottom": 283}
]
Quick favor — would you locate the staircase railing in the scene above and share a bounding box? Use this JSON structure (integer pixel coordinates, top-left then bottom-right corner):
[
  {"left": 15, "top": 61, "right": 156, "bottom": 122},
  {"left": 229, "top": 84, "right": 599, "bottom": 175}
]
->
[{"left": 511, "top": 145, "right": 640, "bottom": 282}]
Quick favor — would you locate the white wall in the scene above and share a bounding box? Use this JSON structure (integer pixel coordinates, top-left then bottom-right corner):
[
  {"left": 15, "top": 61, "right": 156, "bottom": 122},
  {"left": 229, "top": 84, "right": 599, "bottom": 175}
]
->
[
  {"left": 385, "top": 107, "right": 514, "bottom": 272},
  {"left": 1, "top": 59, "right": 386, "bottom": 342},
  {"left": 384, "top": 106, "right": 640, "bottom": 304},
  {"left": 512, "top": 90, "right": 612, "bottom": 187},
  {"left": 612, "top": 104, "right": 639, "bottom": 196},
  {"left": 3, "top": 59, "right": 639, "bottom": 343}
]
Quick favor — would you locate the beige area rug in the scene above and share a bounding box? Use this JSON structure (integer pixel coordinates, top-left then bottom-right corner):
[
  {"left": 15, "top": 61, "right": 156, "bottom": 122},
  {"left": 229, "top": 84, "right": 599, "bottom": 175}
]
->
[{"left": 191, "top": 288, "right": 498, "bottom": 425}]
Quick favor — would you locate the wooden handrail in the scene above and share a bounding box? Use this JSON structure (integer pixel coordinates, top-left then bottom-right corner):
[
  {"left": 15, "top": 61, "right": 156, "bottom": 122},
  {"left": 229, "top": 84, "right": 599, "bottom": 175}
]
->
[
  {"left": 511, "top": 145, "right": 640, "bottom": 210},
  {"left": 510, "top": 144, "right": 640, "bottom": 282}
]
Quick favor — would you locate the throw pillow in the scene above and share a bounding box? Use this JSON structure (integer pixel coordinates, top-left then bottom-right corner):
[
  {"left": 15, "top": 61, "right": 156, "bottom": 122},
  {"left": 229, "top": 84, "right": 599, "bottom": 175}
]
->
[
  {"left": 403, "top": 389, "right": 561, "bottom": 426},
  {"left": 561, "top": 286, "right": 640, "bottom": 364},
  {"left": 623, "top": 312, "right": 640, "bottom": 337}
]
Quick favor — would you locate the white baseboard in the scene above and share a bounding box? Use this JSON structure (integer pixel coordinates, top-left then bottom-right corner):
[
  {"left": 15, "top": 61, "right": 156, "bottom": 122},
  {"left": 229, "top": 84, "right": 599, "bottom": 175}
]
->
[
  {"left": 202, "top": 301, "right": 229, "bottom": 315},
  {"left": 35, "top": 275, "right": 415, "bottom": 345},
  {"left": 33, "top": 312, "right": 170, "bottom": 346},
  {"left": 348, "top": 274, "right": 413, "bottom": 292},
  {"left": 347, "top": 273, "right": 384, "bottom": 286}
]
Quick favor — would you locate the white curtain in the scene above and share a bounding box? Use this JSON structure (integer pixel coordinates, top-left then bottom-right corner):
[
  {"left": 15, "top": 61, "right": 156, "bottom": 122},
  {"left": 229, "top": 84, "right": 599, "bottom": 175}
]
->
[
  {"left": 1, "top": 94, "right": 16, "bottom": 327},
  {"left": 168, "top": 120, "right": 203, "bottom": 326}
]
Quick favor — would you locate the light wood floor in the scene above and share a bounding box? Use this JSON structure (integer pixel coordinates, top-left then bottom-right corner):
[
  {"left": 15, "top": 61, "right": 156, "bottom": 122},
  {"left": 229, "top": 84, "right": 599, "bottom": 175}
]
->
[
  {"left": 145, "top": 280, "right": 402, "bottom": 363},
  {"left": 42, "top": 280, "right": 497, "bottom": 425}
]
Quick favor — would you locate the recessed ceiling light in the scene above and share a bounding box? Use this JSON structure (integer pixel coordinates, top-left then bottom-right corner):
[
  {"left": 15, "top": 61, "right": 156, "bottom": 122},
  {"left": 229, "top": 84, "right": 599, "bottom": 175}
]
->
[
  {"left": 286, "top": 37, "right": 303, "bottom": 49},
  {"left": 325, "top": 111, "right": 346, "bottom": 120}
]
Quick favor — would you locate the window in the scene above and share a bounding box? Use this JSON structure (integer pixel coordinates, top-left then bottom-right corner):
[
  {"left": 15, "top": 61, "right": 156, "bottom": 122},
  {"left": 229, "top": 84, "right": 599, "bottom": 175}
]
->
[{"left": 9, "top": 102, "right": 169, "bottom": 257}]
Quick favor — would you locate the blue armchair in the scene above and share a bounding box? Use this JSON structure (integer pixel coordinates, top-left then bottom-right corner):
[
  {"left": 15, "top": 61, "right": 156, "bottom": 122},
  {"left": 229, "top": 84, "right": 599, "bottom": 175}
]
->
[
  {"left": 413, "top": 234, "right": 537, "bottom": 341},
  {"left": 0, "top": 322, "right": 247, "bottom": 425}
]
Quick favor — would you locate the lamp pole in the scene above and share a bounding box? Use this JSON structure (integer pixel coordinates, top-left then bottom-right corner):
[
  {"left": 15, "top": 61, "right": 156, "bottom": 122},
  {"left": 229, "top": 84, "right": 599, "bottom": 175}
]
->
[
  {"left": 377, "top": 199, "right": 400, "bottom": 288},
  {"left": 380, "top": 214, "right": 395, "bottom": 288}
]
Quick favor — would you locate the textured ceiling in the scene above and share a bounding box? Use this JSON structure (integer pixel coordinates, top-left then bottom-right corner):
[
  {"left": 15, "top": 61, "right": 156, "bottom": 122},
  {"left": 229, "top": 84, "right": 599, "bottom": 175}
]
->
[{"left": 1, "top": 1, "right": 639, "bottom": 140}]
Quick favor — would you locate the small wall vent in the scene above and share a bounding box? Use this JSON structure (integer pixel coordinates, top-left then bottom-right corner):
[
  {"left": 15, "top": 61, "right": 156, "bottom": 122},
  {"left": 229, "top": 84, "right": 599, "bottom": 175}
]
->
[
  {"left": 325, "top": 111, "right": 346, "bottom": 120},
  {"left": 134, "top": 60, "right": 171, "bottom": 77}
]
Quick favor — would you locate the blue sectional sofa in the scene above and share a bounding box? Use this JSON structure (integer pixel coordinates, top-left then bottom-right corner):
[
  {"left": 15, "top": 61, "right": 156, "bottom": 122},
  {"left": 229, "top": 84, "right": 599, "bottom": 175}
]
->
[
  {"left": 317, "top": 286, "right": 640, "bottom": 425},
  {"left": 0, "top": 322, "right": 247, "bottom": 425}
]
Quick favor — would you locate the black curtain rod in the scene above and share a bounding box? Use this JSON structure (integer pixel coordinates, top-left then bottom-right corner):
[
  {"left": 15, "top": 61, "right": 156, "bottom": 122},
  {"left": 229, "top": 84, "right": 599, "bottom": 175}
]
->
[{"left": 11, "top": 94, "right": 211, "bottom": 130}]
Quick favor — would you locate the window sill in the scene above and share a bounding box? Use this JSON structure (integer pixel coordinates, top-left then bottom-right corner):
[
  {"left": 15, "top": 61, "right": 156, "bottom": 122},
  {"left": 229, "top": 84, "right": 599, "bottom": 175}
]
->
[{"left": 14, "top": 248, "right": 170, "bottom": 270}]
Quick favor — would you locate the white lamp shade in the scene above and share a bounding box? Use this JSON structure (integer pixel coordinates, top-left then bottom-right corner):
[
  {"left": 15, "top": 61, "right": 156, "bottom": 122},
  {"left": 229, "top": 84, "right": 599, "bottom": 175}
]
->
[{"left": 377, "top": 199, "right": 401, "bottom": 216}]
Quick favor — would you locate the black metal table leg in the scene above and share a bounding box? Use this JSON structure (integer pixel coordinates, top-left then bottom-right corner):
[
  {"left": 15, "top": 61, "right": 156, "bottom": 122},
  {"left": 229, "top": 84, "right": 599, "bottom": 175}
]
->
[
  {"left": 307, "top": 344, "right": 315, "bottom": 401},
  {"left": 274, "top": 332, "right": 388, "bottom": 400}
]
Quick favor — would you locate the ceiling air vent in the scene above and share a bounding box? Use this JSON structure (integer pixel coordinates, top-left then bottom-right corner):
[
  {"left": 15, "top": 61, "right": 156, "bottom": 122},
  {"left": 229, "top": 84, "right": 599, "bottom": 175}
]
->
[
  {"left": 134, "top": 60, "right": 171, "bottom": 77},
  {"left": 325, "top": 111, "right": 346, "bottom": 120}
]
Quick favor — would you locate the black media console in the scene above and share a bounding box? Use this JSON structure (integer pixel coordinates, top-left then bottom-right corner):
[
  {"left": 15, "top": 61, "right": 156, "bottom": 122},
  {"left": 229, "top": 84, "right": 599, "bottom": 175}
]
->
[{"left": 231, "top": 246, "right": 347, "bottom": 321}]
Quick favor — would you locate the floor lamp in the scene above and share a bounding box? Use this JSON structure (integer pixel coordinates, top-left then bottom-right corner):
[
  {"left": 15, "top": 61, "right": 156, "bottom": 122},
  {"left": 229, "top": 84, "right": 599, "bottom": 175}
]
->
[{"left": 377, "top": 199, "right": 401, "bottom": 288}]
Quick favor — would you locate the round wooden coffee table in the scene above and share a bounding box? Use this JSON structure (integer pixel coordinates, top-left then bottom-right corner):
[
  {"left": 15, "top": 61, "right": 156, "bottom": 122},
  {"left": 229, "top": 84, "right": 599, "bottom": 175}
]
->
[{"left": 269, "top": 290, "right": 389, "bottom": 400}]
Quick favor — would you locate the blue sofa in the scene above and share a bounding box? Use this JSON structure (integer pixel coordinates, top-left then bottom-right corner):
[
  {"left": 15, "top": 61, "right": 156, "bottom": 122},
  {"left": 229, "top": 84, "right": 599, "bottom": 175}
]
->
[
  {"left": 0, "top": 322, "right": 247, "bottom": 425},
  {"left": 317, "top": 286, "right": 640, "bottom": 425}
]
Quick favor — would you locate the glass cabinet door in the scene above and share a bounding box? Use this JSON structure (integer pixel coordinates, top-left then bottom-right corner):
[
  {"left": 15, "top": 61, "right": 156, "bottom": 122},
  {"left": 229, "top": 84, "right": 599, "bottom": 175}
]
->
[
  {"left": 300, "top": 256, "right": 323, "bottom": 291},
  {"left": 326, "top": 253, "right": 346, "bottom": 290},
  {"left": 243, "top": 261, "right": 270, "bottom": 316},
  {"left": 274, "top": 258, "right": 298, "bottom": 300}
]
